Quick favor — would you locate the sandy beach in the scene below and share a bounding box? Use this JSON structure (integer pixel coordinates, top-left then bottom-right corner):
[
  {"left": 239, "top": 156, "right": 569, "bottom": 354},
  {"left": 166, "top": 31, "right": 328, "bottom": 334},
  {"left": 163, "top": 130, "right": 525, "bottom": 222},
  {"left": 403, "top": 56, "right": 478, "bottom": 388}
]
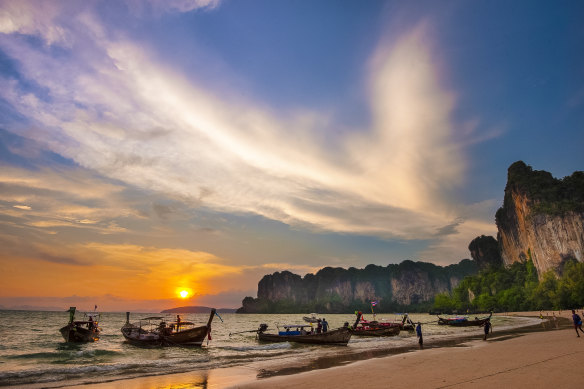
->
[
  {"left": 60, "top": 311, "right": 583, "bottom": 389},
  {"left": 235, "top": 323, "right": 583, "bottom": 388}
]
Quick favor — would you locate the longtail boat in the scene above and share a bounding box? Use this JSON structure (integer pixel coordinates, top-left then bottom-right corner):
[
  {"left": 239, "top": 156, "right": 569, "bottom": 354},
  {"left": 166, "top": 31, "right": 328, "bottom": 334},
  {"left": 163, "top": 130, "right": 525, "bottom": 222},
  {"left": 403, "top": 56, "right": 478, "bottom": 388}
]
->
[
  {"left": 59, "top": 307, "right": 100, "bottom": 342},
  {"left": 437, "top": 312, "right": 492, "bottom": 327},
  {"left": 121, "top": 308, "right": 217, "bottom": 346},
  {"left": 349, "top": 311, "right": 401, "bottom": 337},
  {"left": 351, "top": 311, "right": 415, "bottom": 334},
  {"left": 257, "top": 323, "right": 352, "bottom": 345}
]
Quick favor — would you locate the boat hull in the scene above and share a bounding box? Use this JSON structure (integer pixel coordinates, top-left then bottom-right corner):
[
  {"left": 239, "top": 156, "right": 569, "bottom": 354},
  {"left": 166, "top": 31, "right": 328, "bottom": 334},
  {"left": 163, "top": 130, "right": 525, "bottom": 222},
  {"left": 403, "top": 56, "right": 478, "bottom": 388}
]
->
[
  {"left": 163, "top": 325, "right": 209, "bottom": 346},
  {"left": 258, "top": 327, "right": 351, "bottom": 345},
  {"left": 60, "top": 324, "right": 99, "bottom": 342},
  {"left": 350, "top": 326, "right": 400, "bottom": 337},
  {"left": 437, "top": 313, "right": 492, "bottom": 327},
  {"left": 121, "top": 324, "right": 162, "bottom": 346}
]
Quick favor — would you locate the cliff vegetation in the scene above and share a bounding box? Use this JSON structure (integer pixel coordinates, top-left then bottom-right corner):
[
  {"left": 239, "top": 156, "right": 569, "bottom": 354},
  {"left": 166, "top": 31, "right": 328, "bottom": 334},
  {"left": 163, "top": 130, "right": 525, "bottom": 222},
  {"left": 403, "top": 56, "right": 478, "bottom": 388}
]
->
[{"left": 433, "top": 259, "right": 584, "bottom": 312}]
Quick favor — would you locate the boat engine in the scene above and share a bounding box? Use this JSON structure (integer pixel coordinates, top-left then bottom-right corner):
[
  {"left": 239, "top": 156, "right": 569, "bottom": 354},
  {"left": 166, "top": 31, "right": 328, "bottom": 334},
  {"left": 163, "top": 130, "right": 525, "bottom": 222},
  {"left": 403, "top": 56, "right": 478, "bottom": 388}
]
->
[{"left": 258, "top": 323, "right": 268, "bottom": 333}]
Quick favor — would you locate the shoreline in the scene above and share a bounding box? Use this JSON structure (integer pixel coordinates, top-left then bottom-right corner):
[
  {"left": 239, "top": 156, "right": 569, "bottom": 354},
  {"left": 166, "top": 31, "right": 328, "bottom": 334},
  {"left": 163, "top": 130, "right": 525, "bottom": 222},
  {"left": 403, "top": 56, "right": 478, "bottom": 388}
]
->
[{"left": 48, "top": 311, "right": 580, "bottom": 389}]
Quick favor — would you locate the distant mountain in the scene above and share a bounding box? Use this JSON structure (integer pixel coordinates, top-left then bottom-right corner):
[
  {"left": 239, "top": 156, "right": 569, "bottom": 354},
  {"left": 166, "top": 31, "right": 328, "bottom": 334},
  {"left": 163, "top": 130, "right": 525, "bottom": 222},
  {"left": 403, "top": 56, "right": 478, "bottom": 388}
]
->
[
  {"left": 0, "top": 305, "right": 65, "bottom": 312},
  {"left": 161, "top": 306, "right": 237, "bottom": 313},
  {"left": 238, "top": 259, "right": 478, "bottom": 314}
]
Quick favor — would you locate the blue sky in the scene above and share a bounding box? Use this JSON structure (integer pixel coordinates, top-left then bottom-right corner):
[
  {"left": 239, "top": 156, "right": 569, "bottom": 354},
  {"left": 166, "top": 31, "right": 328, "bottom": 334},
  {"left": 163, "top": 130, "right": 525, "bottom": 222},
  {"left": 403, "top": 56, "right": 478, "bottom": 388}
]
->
[{"left": 0, "top": 0, "right": 582, "bottom": 310}]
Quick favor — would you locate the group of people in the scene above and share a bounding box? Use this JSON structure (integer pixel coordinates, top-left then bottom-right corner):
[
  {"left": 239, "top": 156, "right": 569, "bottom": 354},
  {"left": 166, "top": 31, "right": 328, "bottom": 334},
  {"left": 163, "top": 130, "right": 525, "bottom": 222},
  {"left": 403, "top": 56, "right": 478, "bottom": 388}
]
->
[{"left": 315, "top": 318, "right": 329, "bottom": 333}]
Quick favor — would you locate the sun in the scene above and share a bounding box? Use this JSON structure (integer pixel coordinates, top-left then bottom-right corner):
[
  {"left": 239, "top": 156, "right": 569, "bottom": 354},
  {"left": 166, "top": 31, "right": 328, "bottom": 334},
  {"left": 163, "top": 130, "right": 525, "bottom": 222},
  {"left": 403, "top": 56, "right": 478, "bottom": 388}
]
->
[{"left": 179, "top": 290, "right": 189, "bottom": 299}]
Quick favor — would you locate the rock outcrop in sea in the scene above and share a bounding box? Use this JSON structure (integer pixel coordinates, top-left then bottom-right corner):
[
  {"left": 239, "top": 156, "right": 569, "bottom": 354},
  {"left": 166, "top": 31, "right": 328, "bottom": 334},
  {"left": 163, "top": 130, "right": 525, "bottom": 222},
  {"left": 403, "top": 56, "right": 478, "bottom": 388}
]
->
[{"left": 237, "top": 260, "right": 477, "bottom": 313}]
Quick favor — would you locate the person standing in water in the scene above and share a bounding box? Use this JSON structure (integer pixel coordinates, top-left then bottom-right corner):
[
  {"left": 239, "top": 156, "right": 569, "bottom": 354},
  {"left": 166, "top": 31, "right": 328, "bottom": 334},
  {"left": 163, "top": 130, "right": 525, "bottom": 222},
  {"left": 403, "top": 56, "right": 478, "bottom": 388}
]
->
[{"left": 416, "top": 322, "right": 423, "bottom": 349}]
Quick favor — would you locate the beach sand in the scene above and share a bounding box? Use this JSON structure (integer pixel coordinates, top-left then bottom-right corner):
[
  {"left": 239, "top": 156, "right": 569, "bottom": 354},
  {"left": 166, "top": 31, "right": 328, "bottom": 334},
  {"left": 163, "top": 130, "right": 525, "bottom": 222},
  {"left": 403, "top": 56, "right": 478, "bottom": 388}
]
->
[{"left": 66, "top": 312, "right": 583, "bottom": 389}]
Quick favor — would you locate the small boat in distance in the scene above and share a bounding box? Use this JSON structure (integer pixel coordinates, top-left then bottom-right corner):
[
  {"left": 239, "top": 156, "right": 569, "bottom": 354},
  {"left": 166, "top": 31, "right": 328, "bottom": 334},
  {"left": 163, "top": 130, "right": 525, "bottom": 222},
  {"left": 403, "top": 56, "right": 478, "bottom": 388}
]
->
[
  {"left": 121, "top": 308, "right": 217, "bottom": 346},
  {"left": 59, "top": 307, "right": 100, "bottom": 342},
  {"left": 302, "top": 313, "right": 320, "bottom": 323},
  {"left": 437, "top": 312, "right": 492, "bottom": 327},
  {"left": 257, "top": 323, "right": 352, "bottom": 345}
]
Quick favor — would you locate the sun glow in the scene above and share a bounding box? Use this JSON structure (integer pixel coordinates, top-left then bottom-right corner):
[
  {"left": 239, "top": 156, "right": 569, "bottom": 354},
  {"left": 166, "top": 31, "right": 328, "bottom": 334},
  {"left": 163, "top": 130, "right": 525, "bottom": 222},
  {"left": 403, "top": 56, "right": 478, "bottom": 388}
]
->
[{"left": 179, "top": 290, "right": 189, "bottom": 298}]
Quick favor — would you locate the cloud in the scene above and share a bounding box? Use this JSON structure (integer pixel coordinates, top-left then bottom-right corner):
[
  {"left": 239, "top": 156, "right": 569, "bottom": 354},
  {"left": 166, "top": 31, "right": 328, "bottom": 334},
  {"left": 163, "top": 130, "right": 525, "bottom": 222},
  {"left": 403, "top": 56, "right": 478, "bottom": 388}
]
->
[
  {"left": 0, "top": 238, "right": 321, "bottom": 306},
  {"left": 0, "top": 5, "right": 496, "bottom": 263},
  {"left": 140, "top": 0, "right": 221, "bottom": 13},
  {"left": 0, "top": 0, "right": 71, "bottom": 45}
]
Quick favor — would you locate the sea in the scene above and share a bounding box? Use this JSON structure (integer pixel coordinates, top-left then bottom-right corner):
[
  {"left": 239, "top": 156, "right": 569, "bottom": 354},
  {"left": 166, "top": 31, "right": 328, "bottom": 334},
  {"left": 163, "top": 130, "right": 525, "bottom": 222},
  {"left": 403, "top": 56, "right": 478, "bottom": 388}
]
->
[{"left": 0, "top": 310, "right": 541, "bottom": 388}]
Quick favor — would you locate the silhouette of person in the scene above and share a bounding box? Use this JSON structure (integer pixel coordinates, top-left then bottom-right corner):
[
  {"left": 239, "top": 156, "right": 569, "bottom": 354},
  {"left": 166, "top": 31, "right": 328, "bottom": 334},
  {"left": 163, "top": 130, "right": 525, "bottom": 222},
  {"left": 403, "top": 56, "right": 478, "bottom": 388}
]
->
[
  {"left": 572, "top": 310, "right": 584, "bottom": 337},
  {"left": 482, "top": 319, "right": 492, "bottom": 340},
  {"left": 322, "top": 318, "right": 328, "bottom": 333},
  {"left": 416, "top": 322, "right": 423, "bottom": 349}
]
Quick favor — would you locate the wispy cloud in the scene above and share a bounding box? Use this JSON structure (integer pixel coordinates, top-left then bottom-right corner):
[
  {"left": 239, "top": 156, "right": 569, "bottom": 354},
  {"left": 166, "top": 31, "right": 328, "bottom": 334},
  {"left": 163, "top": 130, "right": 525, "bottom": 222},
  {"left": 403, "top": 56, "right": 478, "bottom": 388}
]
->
[{"left": 0, "top": 3, "right": 495, "bottom": 264}]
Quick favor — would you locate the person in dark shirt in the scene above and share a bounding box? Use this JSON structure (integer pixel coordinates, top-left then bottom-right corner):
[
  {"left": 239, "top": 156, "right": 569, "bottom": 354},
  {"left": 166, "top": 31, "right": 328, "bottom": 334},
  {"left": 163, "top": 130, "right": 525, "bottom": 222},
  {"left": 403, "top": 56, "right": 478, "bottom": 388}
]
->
[
  {"left": 572, "top": 310, "right": 584, "bottom": 337},
  {"left": 482, "top": 319, "right": 492, "bottom": 340},
  {"left": 416, "top": 322, "right": 423, "bottom": 349},
  {"left": 322, "top": 318, "right": 328, "bottom": 333}
]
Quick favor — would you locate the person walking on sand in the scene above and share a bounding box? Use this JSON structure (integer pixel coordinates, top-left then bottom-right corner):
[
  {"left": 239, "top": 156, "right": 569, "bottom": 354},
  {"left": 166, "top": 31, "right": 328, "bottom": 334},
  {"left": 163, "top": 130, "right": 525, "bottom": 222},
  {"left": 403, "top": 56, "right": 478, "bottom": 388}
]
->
[
  {"left": 572, "top": 310, "right": 584, "bottom": 337},
  {"left": 416, "top": 322, "right": 423, "bottom": 349},
  {"left": 482, "top": 319, "right": 492, "bottom": 340}
]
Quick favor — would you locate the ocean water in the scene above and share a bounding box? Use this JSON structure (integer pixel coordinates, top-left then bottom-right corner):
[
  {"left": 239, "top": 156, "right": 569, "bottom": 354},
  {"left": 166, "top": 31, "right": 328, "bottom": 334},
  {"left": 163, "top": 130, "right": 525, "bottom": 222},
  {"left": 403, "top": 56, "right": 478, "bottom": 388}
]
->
[{"left": 0, "top": 310, "right": 538, "bottom": 387}]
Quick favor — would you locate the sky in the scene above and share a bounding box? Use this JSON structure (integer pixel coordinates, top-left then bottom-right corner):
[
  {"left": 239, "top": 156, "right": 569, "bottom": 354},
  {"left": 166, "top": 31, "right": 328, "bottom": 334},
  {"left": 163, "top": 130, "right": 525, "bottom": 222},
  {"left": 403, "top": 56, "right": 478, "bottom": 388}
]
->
[{"left": 0, "top": 0, "right": 582, "bottom": 311}]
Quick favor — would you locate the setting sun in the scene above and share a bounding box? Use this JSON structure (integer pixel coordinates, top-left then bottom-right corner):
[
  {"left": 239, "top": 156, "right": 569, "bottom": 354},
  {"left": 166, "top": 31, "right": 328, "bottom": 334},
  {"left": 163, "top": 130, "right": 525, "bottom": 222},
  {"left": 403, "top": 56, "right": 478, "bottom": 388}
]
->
[{"left": 179, "top": 290, "right": 189, "bottom": 298}]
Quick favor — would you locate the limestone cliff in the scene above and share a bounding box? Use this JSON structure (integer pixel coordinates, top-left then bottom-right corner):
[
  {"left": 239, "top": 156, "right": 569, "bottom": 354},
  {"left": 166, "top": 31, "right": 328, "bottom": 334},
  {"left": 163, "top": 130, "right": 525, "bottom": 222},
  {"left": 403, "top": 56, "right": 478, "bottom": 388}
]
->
[
  {"left": 495, "top": 161, "right": 584, "bottom": 274},
  {"left": 237, "top": 259, "right": 477, "bottom": 313},
  {"left": 468, "top": 235, "right": 503, "bottom": 270}
]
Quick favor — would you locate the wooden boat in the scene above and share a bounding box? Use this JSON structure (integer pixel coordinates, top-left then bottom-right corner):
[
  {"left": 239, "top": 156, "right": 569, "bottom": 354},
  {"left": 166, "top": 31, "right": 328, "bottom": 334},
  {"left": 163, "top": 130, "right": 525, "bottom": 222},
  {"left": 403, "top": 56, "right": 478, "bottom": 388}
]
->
[
  {"left": 258, "top": 324, "right": 352, "bottom": 345},
  {"left": 349, "top": 312, "right": 401, "bottom": 337},
  {"left": 59, "top": 307, "right": 100, "bottom": 342},
  {"left": 350, "top": 325, "right": 400, "bottom": 337},
  {"left": 437, "top": 312, "right": 492, "bottom": 327},
  {"left": 302, "top": 313, "right": 320, "bottom": 323},
  {"left": 121, "top": 308, "right": 216, "bottom": 346},
  {"left": 351, "top": 311, "right": 415, "bottom": 335},
  {"left": 121, "top": 314, "right": 163, "bottom": 346}
]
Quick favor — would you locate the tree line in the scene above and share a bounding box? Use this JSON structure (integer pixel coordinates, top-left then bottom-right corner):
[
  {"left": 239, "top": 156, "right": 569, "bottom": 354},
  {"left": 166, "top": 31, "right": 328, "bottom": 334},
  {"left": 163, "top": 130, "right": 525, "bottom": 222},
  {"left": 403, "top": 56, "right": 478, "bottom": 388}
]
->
[{"left": 433, "top": 259, "right": 584, "bottom": 313}]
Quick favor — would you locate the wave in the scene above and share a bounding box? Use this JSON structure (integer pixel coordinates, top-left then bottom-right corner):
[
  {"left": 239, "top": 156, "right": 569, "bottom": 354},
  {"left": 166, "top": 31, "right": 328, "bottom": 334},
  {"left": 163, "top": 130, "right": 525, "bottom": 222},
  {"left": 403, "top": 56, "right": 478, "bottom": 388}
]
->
[
  {"left": 6, "top": 349, "right": 122, "bottom": 361},
  {"left": 220, "top": 342, "right": 292, "bottom": 352}
]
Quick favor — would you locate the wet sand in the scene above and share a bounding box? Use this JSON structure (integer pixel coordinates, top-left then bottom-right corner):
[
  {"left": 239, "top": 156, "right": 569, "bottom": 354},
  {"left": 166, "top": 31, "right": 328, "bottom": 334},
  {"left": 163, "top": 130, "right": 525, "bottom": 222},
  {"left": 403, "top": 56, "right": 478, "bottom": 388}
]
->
[
  {"left": 235, "top": 324, "right": 583, "bottom": 388},
  {"left": 62, "top": 311, "right": 582, "bottom": 389}
]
